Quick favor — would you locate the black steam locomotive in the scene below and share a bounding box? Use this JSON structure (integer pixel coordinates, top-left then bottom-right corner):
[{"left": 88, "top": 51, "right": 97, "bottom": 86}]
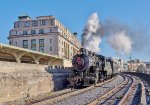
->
[{"left": 68, "top": 48, "right": 118, "bottom": 87}]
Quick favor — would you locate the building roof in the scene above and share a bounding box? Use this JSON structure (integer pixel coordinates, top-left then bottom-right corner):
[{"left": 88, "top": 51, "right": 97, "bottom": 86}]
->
[
  {"left": 36, "top": 15, "right": 54, "bottom": 19},
  {"left": 18, "top": 14, "right": 30, "bottom": 20}
]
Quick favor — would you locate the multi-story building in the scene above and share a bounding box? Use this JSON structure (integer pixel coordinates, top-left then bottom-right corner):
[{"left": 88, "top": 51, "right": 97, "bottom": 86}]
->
[
  {"left": 128, "top": 59, "right": 143, "bottom": 71},
  {"left": 8, "top": 15, "right": 81, "bottom": 60}
]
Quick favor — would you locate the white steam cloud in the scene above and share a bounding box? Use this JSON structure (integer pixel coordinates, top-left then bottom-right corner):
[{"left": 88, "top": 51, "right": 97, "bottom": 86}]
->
[
  {"left": 107, "top": 31, "right": 132, "bottom": 55},
  {"left": 82, "top": 13, "right": 102, "bottom": 53},
  {"left": 82, "top": 13, "right": 148, "bottom": 55}
]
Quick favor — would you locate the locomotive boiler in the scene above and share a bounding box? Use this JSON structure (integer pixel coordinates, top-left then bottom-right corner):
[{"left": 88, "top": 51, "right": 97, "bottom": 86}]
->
[{"left": 68, "top": 48, "right": 118, "bottom": 87}]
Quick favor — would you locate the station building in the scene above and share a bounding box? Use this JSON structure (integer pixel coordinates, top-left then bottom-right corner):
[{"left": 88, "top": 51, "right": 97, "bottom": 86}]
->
[{"left": 8, "top": 15, "right": 81, "bottom": 60}]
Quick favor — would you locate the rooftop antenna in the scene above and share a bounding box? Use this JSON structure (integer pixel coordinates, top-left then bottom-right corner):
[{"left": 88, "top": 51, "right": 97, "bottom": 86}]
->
[{"left": 128, "top": 54, "right": 132, "bottom": 62}]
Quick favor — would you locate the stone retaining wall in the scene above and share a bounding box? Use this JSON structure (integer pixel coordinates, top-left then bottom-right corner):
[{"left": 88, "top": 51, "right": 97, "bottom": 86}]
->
[
  {"left": 0, "top": 72, "right": 54, "bottom": 103},
  {"left": 47, "top": 68, "right": 73, "bottom": 90},
  {"left": 0, "top": 61, "right": 73, "bottom": 103},
  {"left": 0, "top": 61, "right": 48, "bottom": 73},
  {"left": 123, "top": 72, "right": 150, "bottom": 85}
]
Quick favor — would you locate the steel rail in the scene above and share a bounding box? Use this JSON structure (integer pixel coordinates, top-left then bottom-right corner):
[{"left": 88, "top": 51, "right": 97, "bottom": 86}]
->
[
  {"left": 32, "top": 76, "right": 117, "bottom": 105},
  {"left": 87, "top": 74, "right": 127, "bottom": 105}
]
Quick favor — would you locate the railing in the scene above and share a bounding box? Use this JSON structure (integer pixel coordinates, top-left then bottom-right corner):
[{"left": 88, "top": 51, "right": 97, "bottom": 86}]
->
[{"left": 46, "top": 66, "right": 73, "bottom": 74}]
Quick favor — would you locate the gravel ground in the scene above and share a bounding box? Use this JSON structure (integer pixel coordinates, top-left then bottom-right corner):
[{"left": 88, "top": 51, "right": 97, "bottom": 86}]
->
[
  {"left": 131, "top": 83, "right": 141, "bottom": 105},
  {"left": 121, "top": 76, "right": 140, "bottom": 105},
  {"left": 142, "top": 80, "right": 150, "bottom": 104},
  {"left": 99, "top": 75, "right": 133, "bottom": 105},
  {"left": 54, "top": 75, "right": 124, "bottom": 105}
]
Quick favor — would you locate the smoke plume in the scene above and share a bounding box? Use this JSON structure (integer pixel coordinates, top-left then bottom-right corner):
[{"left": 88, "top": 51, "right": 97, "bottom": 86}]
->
[
  {"left": 107, "top": 31, "right": 132, "bottom": 54},
  {"left": 103, "top": 19, "right": 149, "bottom": 54},
  {"left": 103, "top": 19, "right": 133, "bottom": 55},
  {"left": 82, "top": 13, "right": 102, "bottom": 53},
  {"left": 82, "top": 13, "right": 149, "bottom": 55}
]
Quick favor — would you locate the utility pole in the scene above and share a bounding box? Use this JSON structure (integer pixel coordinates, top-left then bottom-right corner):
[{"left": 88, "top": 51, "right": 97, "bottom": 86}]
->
[{"left": 128, "top": 54, "right": 132, "bottom": 71}]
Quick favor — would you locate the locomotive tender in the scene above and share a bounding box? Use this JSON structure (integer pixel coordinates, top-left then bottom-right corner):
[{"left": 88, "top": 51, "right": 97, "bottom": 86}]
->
[{"left": 69, "top": 48, "right": 118, "bottom": 87}]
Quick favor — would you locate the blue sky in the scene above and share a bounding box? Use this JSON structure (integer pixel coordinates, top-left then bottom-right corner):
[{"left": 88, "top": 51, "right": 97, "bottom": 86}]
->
[{"left": 0, "top": 0, "right": 150, "bottom": 61}]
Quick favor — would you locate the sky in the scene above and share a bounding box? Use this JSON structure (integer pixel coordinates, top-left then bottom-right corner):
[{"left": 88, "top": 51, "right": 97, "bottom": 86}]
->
[{"left": 0, "top": 0, "right": 150, "bottom": 61}]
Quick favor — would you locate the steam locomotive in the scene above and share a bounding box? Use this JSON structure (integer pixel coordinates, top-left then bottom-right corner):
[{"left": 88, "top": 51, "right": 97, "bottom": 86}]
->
[{"left": 68, "top": 48, "right": 119, "bottom": 87}]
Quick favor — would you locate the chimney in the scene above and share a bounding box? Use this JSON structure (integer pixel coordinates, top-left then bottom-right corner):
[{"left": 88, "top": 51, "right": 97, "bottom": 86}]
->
[
  {"left": 18, "top": 14, "right": 30, "bottom": 21},
  {"left": 73, "top": 32, "right": 78, "bottom": 37}
]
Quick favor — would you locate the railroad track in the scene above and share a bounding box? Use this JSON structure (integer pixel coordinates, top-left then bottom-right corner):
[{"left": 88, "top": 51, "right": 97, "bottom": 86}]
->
[
  {"left": 121, "top": 75, "right": 148, "bottom": 105},
  {"left": 88, "top": 74, "right": 141, "bottom": 105},
  {"left": 88, "top": 74, "right": 130, "bottom": 105},
  {"left": 32, "top": 75, "right": 124, "bottom": 105}
]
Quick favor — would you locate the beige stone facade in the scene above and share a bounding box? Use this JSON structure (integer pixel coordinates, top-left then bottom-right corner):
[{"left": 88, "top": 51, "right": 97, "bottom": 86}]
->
[
  {"left": 128, "top": 59, "right": 143, "bottom": 71},
  {"left": 8, "top": 15, "right": 81, "bottom": 60}
]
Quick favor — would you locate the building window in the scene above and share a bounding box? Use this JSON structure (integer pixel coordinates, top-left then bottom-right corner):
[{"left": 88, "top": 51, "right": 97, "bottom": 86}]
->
[
  {"left": 39, "top": 39, "right": 44, "bottom": 52},
  {"left": 14, "top": 22, "right": 19, "bottom": 28},
  {"left": 24, "top": 21, "right": 30, "bottom": 27},
  {"left": 9, "top": 41, "right": 11, "bottom": 45},
  {"left": 50, "top": 39, "right": 52, "bottom": 43},
  {"left": 50, "top": 19, "right": 54, "bottom": 25},
  {"left": 23, "top": 30, "right": 28, "bottom": 35},
  {"left": 15, "top": 30, "right": 17, "bottom": 34},
  {"left": 50, "top": 46, "right": 52, "bottom": 51},
  {"left": 62, "top": 48, "right": 63, "bottom": 52},
  {"left": 19, "top": 22, "right": 22, "bottom": 28},
  {"left": 32, "top": 21, "right": 37, "bottom": 26},
  {"left": 31, "top": 30, "right": 36, "bottom": 34},
  {"left": 31, "top": 39, "right": 36, "bottom": 51},
  {"left": 23, "top": 40, "right": 28, "bottom": 48},
  {"left": 40, "top": 20, "right": 46, "bottom": 25},
  {"left": 50, "top": 28, "right": 52, "bottom": 32},
  {"left": 54, "top": 27, "right": 57, "bottom": 31},
  {"left": 39, "top": 29, "right": 44, "bottom": 34},
  {"left": 58, "top": 28, "right": 61, "bottom": 32}
]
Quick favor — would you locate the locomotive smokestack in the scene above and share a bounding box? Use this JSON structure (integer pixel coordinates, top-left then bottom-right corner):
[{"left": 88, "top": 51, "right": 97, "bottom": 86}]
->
[{"left": 81, "top": 33, "right": 86, "bottom": 46}]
